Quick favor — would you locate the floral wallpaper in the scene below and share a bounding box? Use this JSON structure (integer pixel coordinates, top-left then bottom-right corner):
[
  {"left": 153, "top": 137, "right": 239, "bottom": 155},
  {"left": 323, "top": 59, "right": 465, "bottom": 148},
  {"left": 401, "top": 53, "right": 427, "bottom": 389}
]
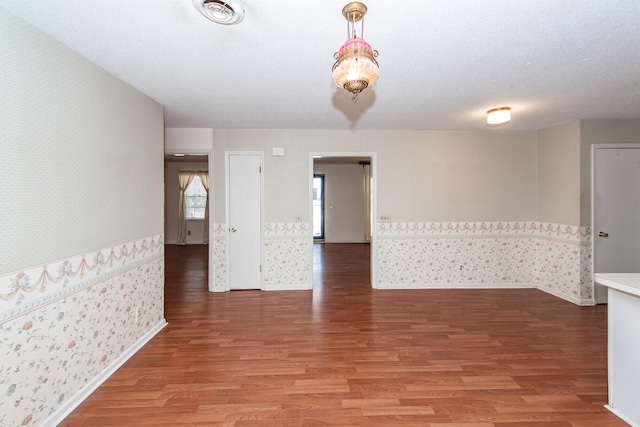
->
[
  {"left": 376, "top": 222, "right": 593, "bottom": 305},
  {"left": 0, "top": 235, "right": 165, "bottom": 427},
  {"left": 210, "top": 221, "right": 591, "bottom": 304},
  {"left": 210, "top": 223, "right": 227, "bottom": 291},
  {"left": 264, "top": 223, "right": 312, "bottom": 290},
  {"left": 376, "top": 237, "right": 536, "bottom": 286}
]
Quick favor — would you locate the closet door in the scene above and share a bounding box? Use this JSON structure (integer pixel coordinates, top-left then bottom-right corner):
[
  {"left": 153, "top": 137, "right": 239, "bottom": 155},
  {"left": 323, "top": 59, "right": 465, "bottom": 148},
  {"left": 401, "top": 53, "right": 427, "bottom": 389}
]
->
[{"left": 227, "top": 152, "right": 262, "bottom": 290}]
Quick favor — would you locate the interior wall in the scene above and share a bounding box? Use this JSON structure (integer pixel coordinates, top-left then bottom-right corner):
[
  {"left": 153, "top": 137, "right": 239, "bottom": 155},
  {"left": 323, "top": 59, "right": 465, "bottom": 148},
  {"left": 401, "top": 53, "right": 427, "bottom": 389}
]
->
[
  {"left": 212, "top": 129, "right": 538, "bottom": 224},
  {"left": 165, "top": 127, "right": 213, "bottom": 155},
  {"left": 579, "top": 119, "right": 640, "bottom": 225},
  {"left": 536, "top": 120, "right": 581, "bottom": 225},
  {"left": 0, "top": 8, "right": 165, "bottom": 426},
  {"left": 164, "top": 160, "right": 209, "bottom": 244},
  {"left": 313, "top": 163, "right": 367, "bottom": 243},
  {"left": 207, "top": 128, "right": 593, "bottom": 301},
  {"left": 0, "top": 10, "right": 164, "bottom": 273}
]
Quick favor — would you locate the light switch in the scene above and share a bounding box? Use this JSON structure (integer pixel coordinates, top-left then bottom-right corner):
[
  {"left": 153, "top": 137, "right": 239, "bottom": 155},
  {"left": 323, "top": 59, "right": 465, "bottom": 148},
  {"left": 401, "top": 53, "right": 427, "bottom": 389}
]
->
[{"left": 272, "top": 147, "right": 285, "bottom": 156}]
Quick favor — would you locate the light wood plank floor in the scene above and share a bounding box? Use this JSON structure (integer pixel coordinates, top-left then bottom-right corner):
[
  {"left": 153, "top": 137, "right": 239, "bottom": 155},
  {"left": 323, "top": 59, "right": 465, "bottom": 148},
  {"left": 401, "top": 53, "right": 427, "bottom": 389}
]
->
[{"left": 61, "top": 243, "right": 627, "bottom": 426}]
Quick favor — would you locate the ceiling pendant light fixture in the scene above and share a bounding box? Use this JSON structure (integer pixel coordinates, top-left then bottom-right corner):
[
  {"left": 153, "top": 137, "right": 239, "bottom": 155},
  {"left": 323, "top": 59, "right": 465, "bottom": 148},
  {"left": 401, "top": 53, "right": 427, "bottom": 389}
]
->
[
  {"left": 332, "top": 2, "right": 379, "bottom": 102},
  {"left": 486, "top": 107, "right": 511, "bottom": 126}
]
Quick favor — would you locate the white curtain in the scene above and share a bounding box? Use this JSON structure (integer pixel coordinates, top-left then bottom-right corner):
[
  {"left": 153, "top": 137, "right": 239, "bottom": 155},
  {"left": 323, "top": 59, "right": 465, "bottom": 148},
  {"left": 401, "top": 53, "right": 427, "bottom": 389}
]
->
[
  {"left": 363, "top": 163, "right": 372, "bottom": 242},
  {"left": 198, "top": 171, "right": 209, "bottom": 245},
  {"left": 177, "top": 171, "right": 196, "bottom": 245}
]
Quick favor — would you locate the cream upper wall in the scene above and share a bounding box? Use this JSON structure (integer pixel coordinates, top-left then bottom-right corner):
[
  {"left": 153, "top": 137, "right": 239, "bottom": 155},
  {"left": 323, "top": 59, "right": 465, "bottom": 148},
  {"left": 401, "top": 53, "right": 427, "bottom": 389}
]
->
[
  {"left": 580, "top": 119, "right": 640, "bottom": 225},
  {"left": 376, "top": 131, "right": 537, "bottom": 222},
  {"left": 165, "top": 127, "right": 213, "bottom": 155},
  {"left": 0, "top": 7, "right": 165, "bottom": 273},
  {"left": 212, "top": 129, "right": 538, "bottom": 223},
  {"left": 537, "top": 121, "right": 581, "bottom": 225},
  {"left": 531, "top": 118, "right": 640, "bottom": 227}
]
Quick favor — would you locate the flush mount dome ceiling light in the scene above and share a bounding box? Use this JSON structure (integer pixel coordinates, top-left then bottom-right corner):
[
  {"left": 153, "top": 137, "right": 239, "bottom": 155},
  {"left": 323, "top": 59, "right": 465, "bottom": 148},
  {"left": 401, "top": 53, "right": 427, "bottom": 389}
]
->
[
  {"left": 193, "top": 0, "right": 245, "bottom": 25},
  {"left": 486, "top": 107, "right": 511, "bottom": 126},
  {"left": 332, "top": 2, "right": 379, "bottom": 103}
]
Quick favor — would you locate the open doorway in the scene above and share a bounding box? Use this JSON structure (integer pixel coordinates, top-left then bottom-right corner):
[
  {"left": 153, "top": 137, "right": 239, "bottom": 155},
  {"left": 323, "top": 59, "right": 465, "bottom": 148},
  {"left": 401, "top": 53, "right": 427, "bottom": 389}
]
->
[
  {"left": 164, "top": 154, "right": 210, "bottom": 245},
  {"left": 163, "top": 154, "right": 210, "bottom": 290},
  {"left": 310, "top": 152, "right": 376, "bottom": 288}
]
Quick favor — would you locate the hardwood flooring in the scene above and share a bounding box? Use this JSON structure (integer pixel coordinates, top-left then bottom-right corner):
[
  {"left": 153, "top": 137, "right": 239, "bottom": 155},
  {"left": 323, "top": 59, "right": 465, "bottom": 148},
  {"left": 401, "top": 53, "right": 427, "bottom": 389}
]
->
[{"left": 61, "top": 243, "right": 627, "bottom": 426}]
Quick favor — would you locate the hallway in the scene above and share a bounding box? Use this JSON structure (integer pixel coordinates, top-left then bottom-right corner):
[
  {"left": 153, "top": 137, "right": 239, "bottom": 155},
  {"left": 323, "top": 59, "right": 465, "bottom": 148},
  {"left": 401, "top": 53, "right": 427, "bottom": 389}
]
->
[{"left": 61, "top": 243, "right": 625, "bottom": 426}]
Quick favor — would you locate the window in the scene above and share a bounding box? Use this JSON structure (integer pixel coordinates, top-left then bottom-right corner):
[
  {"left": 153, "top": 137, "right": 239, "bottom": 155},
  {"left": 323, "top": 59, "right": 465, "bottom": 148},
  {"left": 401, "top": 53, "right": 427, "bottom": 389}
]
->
[{"left": 185, "top": 175, "right": 207, "bottom": 219}]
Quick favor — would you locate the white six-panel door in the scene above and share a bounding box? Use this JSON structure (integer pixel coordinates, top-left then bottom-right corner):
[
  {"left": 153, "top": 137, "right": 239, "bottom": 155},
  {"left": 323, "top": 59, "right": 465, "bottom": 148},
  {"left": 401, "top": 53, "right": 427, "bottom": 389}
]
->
[{"left": 227, "top": 152, "right": 263, "bottom": 290}]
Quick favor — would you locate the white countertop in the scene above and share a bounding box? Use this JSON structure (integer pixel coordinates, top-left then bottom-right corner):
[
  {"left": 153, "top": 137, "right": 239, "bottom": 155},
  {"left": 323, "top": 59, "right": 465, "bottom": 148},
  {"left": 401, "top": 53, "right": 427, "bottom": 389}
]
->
[{"left": 594, "top": 273, "right": 640, "bottom": 298}]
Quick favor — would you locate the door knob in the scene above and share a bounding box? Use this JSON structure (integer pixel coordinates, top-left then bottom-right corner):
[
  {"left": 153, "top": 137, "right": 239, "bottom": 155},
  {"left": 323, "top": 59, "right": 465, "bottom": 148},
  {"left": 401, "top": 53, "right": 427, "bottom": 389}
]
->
[
  {"left": 598, "top": 231, "right": 609, "bottom": 238},
  {"left": 230, "top": 227, "right": 237, "bottom": 233}
]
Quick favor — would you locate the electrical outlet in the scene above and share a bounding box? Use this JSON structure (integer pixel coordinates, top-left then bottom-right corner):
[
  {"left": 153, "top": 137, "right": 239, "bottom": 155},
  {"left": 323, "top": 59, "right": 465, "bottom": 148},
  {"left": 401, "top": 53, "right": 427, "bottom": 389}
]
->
[
  {"left": 135, "top": 306, "right": 141, "bottom": 323},
  {"left": 380, "top": 215, "right": 391, "bottom": 221}
]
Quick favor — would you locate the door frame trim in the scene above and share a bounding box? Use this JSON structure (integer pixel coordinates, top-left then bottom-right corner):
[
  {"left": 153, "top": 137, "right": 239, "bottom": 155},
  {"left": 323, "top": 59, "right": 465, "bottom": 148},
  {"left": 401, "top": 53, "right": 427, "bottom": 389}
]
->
[
  {"left": 225, "top": 151, "right": 265, "bottom": 291},
  {"left": 591, "top": 143, "right": 640, "bottom": 303},
  {"left": 313, "top": 173, "right": 326, "bottom": 241},
  {"left": 208, "top": 151, "right": 215, "bottom": 292},
  {"left": 309, "top": 151, "right": 378, "bottom": 289}
]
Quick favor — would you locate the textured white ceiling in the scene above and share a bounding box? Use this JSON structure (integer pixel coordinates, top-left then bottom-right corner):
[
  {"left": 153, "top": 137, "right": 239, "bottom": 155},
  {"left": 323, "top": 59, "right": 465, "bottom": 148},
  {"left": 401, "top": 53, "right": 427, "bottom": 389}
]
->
[{"left": 2, "top": 0, "right": 639, "bottom": 131}]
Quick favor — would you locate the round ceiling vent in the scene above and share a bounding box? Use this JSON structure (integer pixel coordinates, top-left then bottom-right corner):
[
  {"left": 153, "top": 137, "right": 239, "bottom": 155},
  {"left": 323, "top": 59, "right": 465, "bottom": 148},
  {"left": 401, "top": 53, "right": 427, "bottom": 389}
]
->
[{"left": 193, "top": 0, "right": 245, "bottom": 25}]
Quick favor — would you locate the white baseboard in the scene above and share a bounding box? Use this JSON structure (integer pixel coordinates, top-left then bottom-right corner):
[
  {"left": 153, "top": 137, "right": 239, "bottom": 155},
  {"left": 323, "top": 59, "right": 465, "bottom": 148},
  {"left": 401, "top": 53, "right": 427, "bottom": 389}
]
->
[
  {"left": 536, "top": 285, "right": 591, "bottom": 306},
  {"left": 605, "top": 405, "right": 639, "bottom": 427},
  {"left": 46, "top": 319, "right": 168, "bottom": 427},
  {"left": 263, "top": 284, "right": 312, "bottom": 291},
  {"left": 376, "top": 282, "right": 535, "bottom": 290},
  {"left": 376, "top": 282, "right": 595, "bottom": 306}
]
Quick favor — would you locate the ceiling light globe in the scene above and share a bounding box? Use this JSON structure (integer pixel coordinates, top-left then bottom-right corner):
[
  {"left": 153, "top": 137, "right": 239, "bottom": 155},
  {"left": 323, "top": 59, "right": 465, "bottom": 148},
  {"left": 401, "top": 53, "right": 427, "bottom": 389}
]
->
[
  {"left": 332, "top": 37, "right": 379, "bottom": 100},
  {"left": 487, "top": 107, "right": 511, "bottom": 126}
]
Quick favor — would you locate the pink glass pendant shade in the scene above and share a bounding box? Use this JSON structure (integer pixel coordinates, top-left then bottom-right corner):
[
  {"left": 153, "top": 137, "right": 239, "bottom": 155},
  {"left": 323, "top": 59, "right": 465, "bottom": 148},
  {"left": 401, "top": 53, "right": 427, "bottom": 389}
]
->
[{"left": 332, "top": 37, "right": 379, "bottom": 101}]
